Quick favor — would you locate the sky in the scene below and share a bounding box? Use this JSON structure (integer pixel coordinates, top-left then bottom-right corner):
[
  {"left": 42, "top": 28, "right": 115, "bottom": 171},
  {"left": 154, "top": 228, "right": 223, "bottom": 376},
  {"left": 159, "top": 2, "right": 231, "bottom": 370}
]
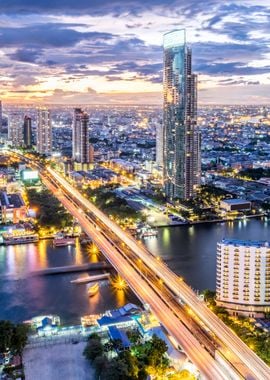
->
[{"left": 0, "top": 0, "right": 270, "bottom": 105}]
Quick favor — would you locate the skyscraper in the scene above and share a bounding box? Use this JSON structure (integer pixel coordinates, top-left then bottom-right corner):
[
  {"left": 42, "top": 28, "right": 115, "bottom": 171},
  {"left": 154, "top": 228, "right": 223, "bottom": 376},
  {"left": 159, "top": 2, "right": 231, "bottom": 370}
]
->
[
  {"left": 72, "top": 108, "right": 90, "bottom": 168},
  {"left": 156, "top": 121, "right": 163, "bottom": 169},
  {"left": 23, "top": 115, "right": 32, "bottom": 148},
  {"left": 0, "top": 101, "right": 2, "bottom": 136},
  {"left": 8, "top": 111, "right": 23, "bottom": 147},
  {"left": 163, "top": 29, "right": 200, "bottom": 200},
  {"left": 37, "top": 108, "right": 52, "bottom": 155}
]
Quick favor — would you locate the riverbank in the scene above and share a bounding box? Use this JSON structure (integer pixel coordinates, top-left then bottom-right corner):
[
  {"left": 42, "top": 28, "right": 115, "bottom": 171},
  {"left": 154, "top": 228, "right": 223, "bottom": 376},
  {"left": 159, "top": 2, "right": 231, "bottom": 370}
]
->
[{"left": 24, "top": 341, "right": 95, "bottom": 380}]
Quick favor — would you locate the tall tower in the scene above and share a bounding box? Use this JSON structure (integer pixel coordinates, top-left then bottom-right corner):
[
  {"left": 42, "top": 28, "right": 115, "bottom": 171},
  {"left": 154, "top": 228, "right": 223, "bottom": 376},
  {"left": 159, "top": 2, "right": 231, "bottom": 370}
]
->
[
  {"left": 163, "top": 29, "right": 200, "bottom": 200},
  {"left": 8, "top": 111, "right": 23, "bottom": 147},
  {"left": 72, "top": 108, "right": 90, "bottom": 168},
  {"left": 0, "top": 101, "right": 2, "bottom": 136},
  {"left": 37, "top": 108, "right": 52, "bottom": 154},
  {"left": 156, "top": 121, "right": 163, "bottom": 169},
  {"left": 23, "top": 115, "right": 32, "bottom": 148}
]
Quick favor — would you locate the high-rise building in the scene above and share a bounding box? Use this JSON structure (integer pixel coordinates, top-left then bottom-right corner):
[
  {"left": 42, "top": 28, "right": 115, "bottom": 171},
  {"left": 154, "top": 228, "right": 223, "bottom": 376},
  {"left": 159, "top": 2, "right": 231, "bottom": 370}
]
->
[
  {"left": 37, "top": 108, "right": 52, "bottom": 155},
  {"left": 72, "top": 108, "right": 90, "bottom": 168},
  {"left": 216, "top": 239, "right": 270, "bottom": 318},
  {"left": 8, "top": 111, "right": 23, "bottom": 147},
  {"left": 0, "top": 101, "right": 2, "bottom": 136},
  {"left": 23, "top": 115, "right": 32, "bottom": 148},
  {"left": 163, "top": 29, "right": 200, "bottom": 200},
  {"left": 156, "top": 121, "right": 163, "bottom": 169}
]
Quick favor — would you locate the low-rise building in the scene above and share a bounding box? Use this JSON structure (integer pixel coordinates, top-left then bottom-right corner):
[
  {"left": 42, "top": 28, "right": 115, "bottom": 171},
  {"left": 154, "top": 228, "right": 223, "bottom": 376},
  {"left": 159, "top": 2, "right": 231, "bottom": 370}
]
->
[
  {"left": 0, "top": 192, "right": 26, "bottom": 223},
  {"left": 216, "top": 239, "right": 270, "bottom": 317},
  {"left": 220, "top": 199, "right": 251, "bottom": 212}
]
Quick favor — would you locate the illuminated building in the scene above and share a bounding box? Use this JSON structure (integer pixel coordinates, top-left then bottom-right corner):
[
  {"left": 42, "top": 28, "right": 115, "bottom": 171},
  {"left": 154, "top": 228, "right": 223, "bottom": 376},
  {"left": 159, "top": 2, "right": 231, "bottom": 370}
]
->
[
  {"left": 156, "top": 121, "right": 163, "bottom": 169},
  {"left": 23, "top": 115, "right": 32, "bottom": 148},
  {"left": 216, "top": 239, "right": 270, "bottom": 318},
  {"left": 163, "top": 29, "right": 201, "bottom": 200},
  {"left": 72, "top": 108, "right": 90, "bottom": 169},
  {"left": 8, "top": 111, "right": 23, "bottom": 147},
  {"left": 0, "top": 100, "right": 2, "bottom": 136},
  {"left": 37, "top": 108, "right": 52, "bottom": 154}
]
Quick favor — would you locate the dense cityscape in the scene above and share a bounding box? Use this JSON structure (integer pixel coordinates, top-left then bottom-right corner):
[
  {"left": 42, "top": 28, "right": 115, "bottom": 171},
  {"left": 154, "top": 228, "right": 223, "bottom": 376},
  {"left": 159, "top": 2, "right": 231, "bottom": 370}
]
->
[{"left": 0, "top": 1, "right": 270, "bottom": 380}]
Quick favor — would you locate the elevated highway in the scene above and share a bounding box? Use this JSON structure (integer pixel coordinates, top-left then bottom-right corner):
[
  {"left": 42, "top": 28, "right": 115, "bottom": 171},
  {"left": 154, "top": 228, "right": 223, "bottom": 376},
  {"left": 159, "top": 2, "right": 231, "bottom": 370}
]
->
[{"left": 7, "top": 151, "right": 270, "bottom": 379}]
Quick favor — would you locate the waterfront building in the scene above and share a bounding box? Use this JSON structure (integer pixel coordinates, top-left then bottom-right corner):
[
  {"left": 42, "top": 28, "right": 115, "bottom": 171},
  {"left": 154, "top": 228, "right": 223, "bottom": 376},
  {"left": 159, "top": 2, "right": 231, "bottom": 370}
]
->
[
  {"left": 0, "top": 191, "right": 26, "bottom": 223},
  {"left": 8, "top": 111, "right": 23, "bottom": 147},
  {"left": 163, "top": 29, "right": 201, "bottom": 200},
  {"left": 37, "top": 108, "right": 52, "bottom": 155},
  {"left": 23, "top": 115, "right": 32, "bottom": 148},
  {"left": 72, "top": 108, "right": 90, "bottom": 169},
  {"left": 216, "top": 239, "right": 270, "bottom": 318},
  {"left": 220, "top": 199, "right": 251, "bottom": 212}
]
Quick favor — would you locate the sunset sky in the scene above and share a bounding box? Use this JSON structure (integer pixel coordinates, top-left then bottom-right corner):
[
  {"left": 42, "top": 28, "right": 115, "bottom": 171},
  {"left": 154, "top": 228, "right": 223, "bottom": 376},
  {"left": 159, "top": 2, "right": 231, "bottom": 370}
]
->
[{"left": 0, "top": 0, "right": 270, "bottom": 104}]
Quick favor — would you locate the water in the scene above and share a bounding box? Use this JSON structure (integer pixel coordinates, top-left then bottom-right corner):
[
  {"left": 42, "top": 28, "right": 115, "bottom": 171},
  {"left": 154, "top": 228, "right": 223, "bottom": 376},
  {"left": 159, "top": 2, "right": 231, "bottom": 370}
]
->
[
  {"left": 144, "top": 217, "right": 270, "bottom": 291},
  {"left": 0, "top": 218, "right": 269, "bottom": 324},
  {"left": 0, "top": 240, "right": 137, "bottom": 324}
]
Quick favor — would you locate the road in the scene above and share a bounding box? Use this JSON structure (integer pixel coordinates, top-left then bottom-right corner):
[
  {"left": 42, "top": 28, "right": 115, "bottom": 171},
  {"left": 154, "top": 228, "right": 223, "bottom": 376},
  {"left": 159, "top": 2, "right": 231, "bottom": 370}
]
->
[
  {"left": 41, "top": 172, "right": 229, "bottom": 380},
  {"left": 8, "top": 150, "right": 270, "bottom": 379}
]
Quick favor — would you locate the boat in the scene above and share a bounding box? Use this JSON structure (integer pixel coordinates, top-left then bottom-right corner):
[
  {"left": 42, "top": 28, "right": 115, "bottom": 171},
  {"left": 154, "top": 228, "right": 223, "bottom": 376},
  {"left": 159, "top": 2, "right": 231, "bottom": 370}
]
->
[
  {"left": 2, "top": 230, "right": 39, "bottom": 245},
  {"left": 140, "top": 228, "right": 158, "bottom": 238},
  {"left": 87, "top": 282, "right": 99, "bottom": 297},
  {"left": 53, "top": 233, "right": 76, "bottom": 247},
  {"left": 70, "top": 273, "right": 110, "bottom": 284}
]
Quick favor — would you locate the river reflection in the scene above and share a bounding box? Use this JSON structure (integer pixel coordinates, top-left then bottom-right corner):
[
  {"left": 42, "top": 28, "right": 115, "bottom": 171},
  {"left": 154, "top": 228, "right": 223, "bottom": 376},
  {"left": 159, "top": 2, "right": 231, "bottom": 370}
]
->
[{"left": 0, "top": 218, "right": 269, "bottom": 323}]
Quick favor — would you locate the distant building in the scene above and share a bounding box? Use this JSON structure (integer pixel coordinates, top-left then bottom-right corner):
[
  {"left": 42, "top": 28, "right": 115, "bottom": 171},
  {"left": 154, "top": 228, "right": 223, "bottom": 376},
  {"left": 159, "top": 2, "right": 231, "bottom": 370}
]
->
[
  {"left": 163, "top": 29, "right": 201, "bottom": 200},
  {"left": 220, "top": 199, "right": 251, "bottom": 212},
  {"left": 89, "top": 144, "right": 94, "bottom": 164},
  {"left": 72, "top": 108, "right": 90, "bottom": 169},
  {"left": 23, "top": 115, "right": 32, "bottom": 148},
  {"left": 0, "top": 191, "right": 26, "bottom": 223},
  {"left": 8, "top": 111, "right": 23, "bottom": 147},
  {"left": 37, "top": 108, "right": 52, "bottom": 155},
  {"left": 0, "top": 100, "right": 2, "bottom": 136},
  {"left": 156, "top": 121, "right": 163, "bottom": 169},
  {"left": 216, "top": 239, "right": 270, "bottom": 318}
]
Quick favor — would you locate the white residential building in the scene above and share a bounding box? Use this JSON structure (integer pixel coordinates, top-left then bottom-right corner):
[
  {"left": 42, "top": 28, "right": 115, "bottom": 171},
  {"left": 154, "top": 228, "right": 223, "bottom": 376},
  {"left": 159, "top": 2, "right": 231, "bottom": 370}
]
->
[{"left": 216, "top": 239, "right": 270, "bottom": 318}]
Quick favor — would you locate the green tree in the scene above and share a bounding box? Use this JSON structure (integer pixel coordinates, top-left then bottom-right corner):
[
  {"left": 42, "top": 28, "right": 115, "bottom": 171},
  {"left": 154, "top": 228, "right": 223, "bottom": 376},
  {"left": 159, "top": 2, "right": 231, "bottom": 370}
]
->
[{"left": 0, "top": 320, "right": 14, "bottom": 352}]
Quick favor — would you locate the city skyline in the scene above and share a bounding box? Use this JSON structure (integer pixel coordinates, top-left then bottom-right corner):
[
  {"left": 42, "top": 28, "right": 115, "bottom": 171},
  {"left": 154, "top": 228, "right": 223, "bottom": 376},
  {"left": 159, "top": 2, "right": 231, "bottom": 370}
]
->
[{"left": 0, "top": 0, "right": 270, "bottom": 105}]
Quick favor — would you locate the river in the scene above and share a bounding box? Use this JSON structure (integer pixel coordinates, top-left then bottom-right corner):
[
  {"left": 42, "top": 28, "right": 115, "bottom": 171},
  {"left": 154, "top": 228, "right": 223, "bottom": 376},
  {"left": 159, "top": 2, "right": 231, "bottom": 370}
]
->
[{"left": 0, "top": 217, "right": 269, "bottom": 324}]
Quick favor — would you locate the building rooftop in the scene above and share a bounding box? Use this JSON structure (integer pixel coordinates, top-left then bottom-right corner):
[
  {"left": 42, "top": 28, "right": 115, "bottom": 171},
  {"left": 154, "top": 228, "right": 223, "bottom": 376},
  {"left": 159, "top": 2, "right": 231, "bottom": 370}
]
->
[
  {"left": 220, "top": 238, "right": 270, "bottom": 248},
  {"left": 221, "top": 199, "right": 250, "bottom": 205},
  {"left": 108, "top": 326, "right": 131, "bottom": 349}
]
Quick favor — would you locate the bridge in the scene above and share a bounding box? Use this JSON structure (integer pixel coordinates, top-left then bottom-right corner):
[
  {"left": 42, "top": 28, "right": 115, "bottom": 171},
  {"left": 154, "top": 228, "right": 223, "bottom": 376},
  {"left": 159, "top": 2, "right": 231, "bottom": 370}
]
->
[{"left": 8, "top": 151, "right": 270, "bottom": 380}]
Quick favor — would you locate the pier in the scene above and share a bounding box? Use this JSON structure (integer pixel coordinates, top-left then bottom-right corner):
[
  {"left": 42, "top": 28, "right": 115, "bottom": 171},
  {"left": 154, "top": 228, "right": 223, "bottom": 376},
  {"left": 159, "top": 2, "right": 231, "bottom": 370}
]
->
[{"left": 32, "top": 262, "right": 112, "bottom": 276}]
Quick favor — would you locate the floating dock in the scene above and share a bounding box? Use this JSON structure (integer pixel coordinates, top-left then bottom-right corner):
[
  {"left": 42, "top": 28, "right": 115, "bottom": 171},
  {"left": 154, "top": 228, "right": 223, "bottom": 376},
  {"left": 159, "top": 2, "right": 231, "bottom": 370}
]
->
[{"left": 32, "top": 262, "right": 112, "bottom": 276}]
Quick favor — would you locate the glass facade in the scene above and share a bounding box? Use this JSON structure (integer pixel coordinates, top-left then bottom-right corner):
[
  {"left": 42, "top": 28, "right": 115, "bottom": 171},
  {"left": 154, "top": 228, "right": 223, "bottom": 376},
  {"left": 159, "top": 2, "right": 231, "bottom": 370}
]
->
[{"left": 163, "top": 29, "right": 200, "bottom": 200}]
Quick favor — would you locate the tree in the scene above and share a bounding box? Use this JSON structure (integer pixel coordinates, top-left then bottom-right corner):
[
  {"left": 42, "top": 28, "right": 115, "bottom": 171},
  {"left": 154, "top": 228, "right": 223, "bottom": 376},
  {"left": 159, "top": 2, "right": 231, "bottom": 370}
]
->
[
  {"left": 0, "top": 320, "right": 14, "bottom": 353},
  {"left": 11, "top": 323, "right": 29, "bottom": 359},
  {"left": 83, "top": 337, "right": 104, "bottom": 363}
]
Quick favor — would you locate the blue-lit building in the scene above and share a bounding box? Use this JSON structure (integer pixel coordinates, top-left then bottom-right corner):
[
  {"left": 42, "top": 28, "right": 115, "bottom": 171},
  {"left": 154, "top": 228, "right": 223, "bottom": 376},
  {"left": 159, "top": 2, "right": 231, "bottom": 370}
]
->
[{"left": 163, "top": 29, "right": 201, "bottom": 200}]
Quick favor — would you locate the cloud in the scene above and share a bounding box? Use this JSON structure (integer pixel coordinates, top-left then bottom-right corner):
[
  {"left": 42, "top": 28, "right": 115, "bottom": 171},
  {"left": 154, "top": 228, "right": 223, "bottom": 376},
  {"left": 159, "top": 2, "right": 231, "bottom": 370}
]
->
[
  {"left": 0, "top": 0, "right": 217, "bottom": 16},
  {"left": 0, "top": 23, "right": 114, "bottom": 48}
]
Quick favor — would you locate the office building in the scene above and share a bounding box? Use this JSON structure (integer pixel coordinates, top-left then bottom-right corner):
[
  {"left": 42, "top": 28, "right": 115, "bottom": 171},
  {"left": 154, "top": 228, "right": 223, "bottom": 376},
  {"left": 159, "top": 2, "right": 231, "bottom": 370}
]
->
[
  {"left": 156, "top": 121, "right": 163, "bottom": 169},
  {"left": 23, "top": 115, "right": 32, "bottom": 148},
  {"left": 37, "top": 108, "right": 52, "bottom": 155},
  {"left": 216, "top": 239, "right": 270, "bottom": 318},
  {"left": 72, "top": 108, "right": 90, "bottom": 169},
  {"left": 163, "top": 29, "right": 200, "bottom": 200},
  {"left": 8, "top": 111, "right": 23, "bottom": 147},
  {"left": 0, "top": 101, "right": 2, "bottom": 136}
]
